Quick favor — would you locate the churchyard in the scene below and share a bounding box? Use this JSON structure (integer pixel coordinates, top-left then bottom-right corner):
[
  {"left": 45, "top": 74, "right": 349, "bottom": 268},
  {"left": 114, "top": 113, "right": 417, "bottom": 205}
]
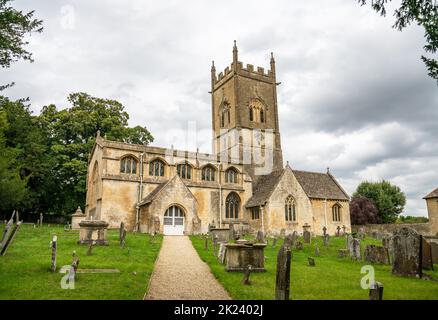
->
[
  {"left": 0, "top": 223, "right": 162, "bottom": 299},
  {"left": 190, "top": 233, "right": 438, "bottom": 300}
]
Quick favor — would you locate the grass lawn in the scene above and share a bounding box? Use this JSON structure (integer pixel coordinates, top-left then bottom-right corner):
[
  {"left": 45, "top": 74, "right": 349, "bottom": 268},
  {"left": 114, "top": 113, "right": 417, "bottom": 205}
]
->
[
  {"left": 0, "top": 224, "right": 162, "bottom": 300},
  {"left": 190, "top": 235, "right": 438, "bottom": 300}
]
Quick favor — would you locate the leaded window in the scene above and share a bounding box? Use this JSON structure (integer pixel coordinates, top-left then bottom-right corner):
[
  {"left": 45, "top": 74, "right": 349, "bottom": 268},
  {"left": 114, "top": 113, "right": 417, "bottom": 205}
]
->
[
  {"left": 120, "top": 156, "right": 137, "bottom": 174},
  {"left": 177, "top": 163, "right": 192, "bottom": 179},
  {"left": 225, "top": 192, "right": 240, "bottom": 219},
  {"left": 149, "top": 159, "right": 165, "bottom": 177},
  {"left": 285, "top": 195, "right": 296, "bottom": 222}
]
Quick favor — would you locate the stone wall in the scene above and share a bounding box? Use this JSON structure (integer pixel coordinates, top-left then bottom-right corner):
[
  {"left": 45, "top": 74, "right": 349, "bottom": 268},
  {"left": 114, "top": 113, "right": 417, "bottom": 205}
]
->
[
  {"left": 352, "top": 222, "right": 436, "bottom": 236},
  {"left": 311, "top": 199, "right": 351, "bottom": 236}
]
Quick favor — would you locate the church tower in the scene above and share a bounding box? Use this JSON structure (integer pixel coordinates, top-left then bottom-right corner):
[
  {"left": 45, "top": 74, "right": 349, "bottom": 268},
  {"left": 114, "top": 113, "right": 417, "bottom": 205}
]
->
[{"left": 211, "top": 41, "right": 283, "bottom": 180}]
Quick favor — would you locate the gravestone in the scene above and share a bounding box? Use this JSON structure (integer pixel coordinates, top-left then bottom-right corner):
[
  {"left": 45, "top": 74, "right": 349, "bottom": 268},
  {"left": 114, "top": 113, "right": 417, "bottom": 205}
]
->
[
  {"left": 382, "top": 235, "right": 394, "bottom": 263},
  {"left": 295, "top": 241, "right": 303, "bottom": 250},
  {"left": 204, "top": 235, "right": 209, "bottom": 251},
  {"left": 322, "top": 226, "right": 327, "bottom": 236},
  {"left": 342, "top": 225, "right": 346, "bottom": 236},
  {"left": 272, "top": 237, "right": 278, "bottom": 248},
  {"left": 51, "top": 235, "right": 57, "bottom": 272},
  {"left": 350, "top": 238, "right": 361, "bottom": 260},
  {"left": 422, "top": 238, "right": 434, "bottom": 271},
  {"left": 308, "top": 257, "right": 315, "bottom": 266},
  {"left": 280, "top": 228, "right": 286, "bottom": 237},
  {"left": 212, "top": 235, "right": 219, "bottom": 257},
  {"left": 40, "top": 212, "right": 43, "bottom": 227},
  {"left": 229, "top": 223, "right": 235, "bottom": 241},
  {"left": 314, "top": 246, "right": 320, "bottom": 257},
  {"left": 364, "top": 245, "right": 390, "bottom": 264},
  {"left": 369, "top": 282, "right": 383, "bottom": 300},
  {"left": 392, "top": 228, "right": 422, "bottom": 277},
  {"left": 291, "top": 231, "right": 298, "bottom": 243},
  {"left": 242, "top": 264, "right": 252, "bottom": 285},
  {"left": 275, "top": 245, "right": 291, "bottom": 300},
  {"left": 338, "top": 249, "right": 348, "bottom": 258},
  {"left": 303, "top": 230, "right": 311, "bottom": 244},
  {"left": 336, "top": 226, "right": 341, "bottom": 237},
  {"left": 346, "top": 234, "right": 353, "bottom": 251},
  {"left": 283, "top": 234, "right": 294, "bottom": 249},
  {"left": 119, "top": 222, "right": 125, "bottom": 241},
  {"left": 431, "top": 242, "right": 438, "bottom": 264},
  {"left": 256, "top": 230, "right": 265, "bottom": 244},
  {"left": 323, "top": 234, "right": 330, "bottom": 247},
  {"left": 120, "top": 228, "right": 127, "bottom": 248},
  {"left": 218, "top": 242, "right": 227, "bottom": 264}
]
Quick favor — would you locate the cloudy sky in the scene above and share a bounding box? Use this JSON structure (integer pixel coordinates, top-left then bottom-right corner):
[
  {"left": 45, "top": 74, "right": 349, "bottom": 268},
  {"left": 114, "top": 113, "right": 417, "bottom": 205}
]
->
[{"left": 3, "top": 0, "right": 438, "bottom": 216}]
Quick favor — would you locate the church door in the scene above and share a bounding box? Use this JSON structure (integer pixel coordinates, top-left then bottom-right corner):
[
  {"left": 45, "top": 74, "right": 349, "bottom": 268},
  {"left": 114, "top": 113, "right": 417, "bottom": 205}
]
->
[{"left": 163, "top": 205, "right": 185, "bottom": 235}]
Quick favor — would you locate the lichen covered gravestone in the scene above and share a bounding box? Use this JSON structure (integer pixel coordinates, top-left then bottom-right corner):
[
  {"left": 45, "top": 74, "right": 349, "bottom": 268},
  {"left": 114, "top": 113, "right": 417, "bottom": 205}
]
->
[
  {"left": 364, "top": 245, "right": 390, "bottom": 264},
  {"left": 392, "top": 228, "right": 422, "bottom": 278},
  {"left": 275, "top": 245, "right": 291, "bottom": 300},
  {"left": 421, "top": 238, "right": 434, "bottom": 271}
]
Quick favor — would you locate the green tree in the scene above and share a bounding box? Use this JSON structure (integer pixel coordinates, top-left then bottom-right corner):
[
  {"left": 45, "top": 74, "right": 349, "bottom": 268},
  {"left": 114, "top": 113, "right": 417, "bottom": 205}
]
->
[
  {"left": 37, "top": 92, "right": 153, "bottom": 216},
  {"left": 359, "top": 0, "right": 438, "bottom": 84},
  {"left": 353, "top": 180, "right": 406, "bottom": 223}
]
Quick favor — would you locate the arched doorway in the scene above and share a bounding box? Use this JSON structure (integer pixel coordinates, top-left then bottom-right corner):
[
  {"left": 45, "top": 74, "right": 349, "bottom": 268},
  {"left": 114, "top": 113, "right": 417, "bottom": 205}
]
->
[{"left": 163, "top": 205, "right": 185, "bottom": 235}]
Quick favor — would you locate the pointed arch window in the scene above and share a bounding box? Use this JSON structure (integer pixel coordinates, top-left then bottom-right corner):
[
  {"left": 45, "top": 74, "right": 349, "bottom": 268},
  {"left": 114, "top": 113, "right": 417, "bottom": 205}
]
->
[
  {"left": 177, "top": 163, "right": 192, "bottom": 179},
  {"left": 120, "top": 156, "right": 137, "bottom": 174},
  {"left": 332, "top": 204, "right": 341, "bottom": 222},
  {"left": 285, "top": 195, "right": 296, "bottom": 222},
  {"left": 149, "top": 159, "right": 165, "bottom": 177},
  {"left": 225, "top": 167, "right": 238, "bottom": 184},
  {"left": 226, "top": 192, "right": 240, "bottom": 219},
  {"left": 202, "top": 165, "right": 215, "bottom": 181}
]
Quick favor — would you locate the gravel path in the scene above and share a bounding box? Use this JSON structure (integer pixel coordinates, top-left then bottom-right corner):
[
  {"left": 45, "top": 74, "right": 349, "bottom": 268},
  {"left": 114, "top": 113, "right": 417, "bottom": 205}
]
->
[{"left": 144, "top": 236, "right": 231, "bottom": 300}]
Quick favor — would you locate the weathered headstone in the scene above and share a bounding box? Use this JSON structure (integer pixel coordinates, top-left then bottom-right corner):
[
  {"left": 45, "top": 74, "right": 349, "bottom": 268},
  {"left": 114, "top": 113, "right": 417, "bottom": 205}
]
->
[
  {"left": 295, "top": 241, "right": 303, "bottom": 250},
  {"left": 242, "top": 264, "right": 252, "bottom": 285},
  {"left": 336, "top": 226, "right": 341, "bottom": 237},
  {"left": 323, "top": 234, "right": 330, "bottom": 247},
  {"left": 338, "top": 249, "right": 348, "bottom": 258},
  {"left": 431, "top": 242, "right": 438, "bottom": 264},
  {"left": 314, "top": 246, "right": 320, "bottom": 257},
  {"left": 342, "top": 225, "right": 346, "bottom": 236},
  {"left": 291, "top": 231, "right": 298, "bottom": 244},
  {"left": 303, "top": 230, "right": 311, "bottom": 244},
  {"left": 119, "top": 222, "right": 125, "bottom": 241},
  {"left": 204, "top": 235, "right": 209, "bottom": 251},
  {"left": 392, "top": 228, "right": 422, "bottom": 277},
  {"left": 120, "top": 228, "right": 126, "bottom": 248},
  {"left": 350, "top": 238, "right": 361, "bottom": 260},
  {"left": 275, "top": 245, "right": 291, "bottom": 300},
  {"left": 256, "top": 230, "right": 265, "bottom": 244},
  {"left": 369, "top": 282, "right": 383, "bottom": 300},
  {"left": 272, "top": 237, "right": 278, "bottom": 248},
  {"left": 422, "top": 238, "right": 434, "bottom": 271},
  {"left": 212, "top": 235, "right": 219, "bottom": 257},
  {"left": 280, "top": 228, "right": 286, "bottom": 237},
  {"left": 283, "top": 234, "right": 294, "bottom": 249},
  {"left": 322, "top": 226, "right": 327, "bottom": 236},
  {"left": 364, "top": 245, "right": 390, "bottom": 264},
  {"left": 218, "top": 242, "right": 227, "bottom": 264},
  {"left": 308, "top": 257, "right": 315, "bottom": 266},
  {"left": 51, "top": 235, "right": 57, "bottom": 272}
]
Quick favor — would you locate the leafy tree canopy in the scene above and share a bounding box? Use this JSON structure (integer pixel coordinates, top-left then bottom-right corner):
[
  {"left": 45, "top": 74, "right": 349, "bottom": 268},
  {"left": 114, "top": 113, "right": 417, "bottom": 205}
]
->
[
  {"left": 350, "top": 195, "right": 381, "bottom": 225},
  {"left": 353, "top": 180, "right": 406, "bottom": 223},
  {"left": 359, "top": 0, "right": 438, "bottom": 84}
]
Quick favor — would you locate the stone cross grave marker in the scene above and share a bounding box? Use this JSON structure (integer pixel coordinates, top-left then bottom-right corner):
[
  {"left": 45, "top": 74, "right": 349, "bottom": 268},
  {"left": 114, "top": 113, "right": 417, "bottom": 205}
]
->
[
  {"left": 364, "top": 245, "right": 390, "bottom": 264},
  {"left": 336, "top": 226, "right": 341, "bottom": 237},
  {"left": 256, "top": 230, "right": 265, "bottom": 244},
  {"left": 322, "top": 226, "right": 327, "bottom": 236},
  {"left": 422, "top": 238, "right": 434, "bottom": 271},
  {"left": 275, "top": 245, "right": 291, "bottom": 300},
  {"left": 392, "top": 228, "right": 422, "bottom": 277},
  {"left": 242, "top": 264, "right": 252, "bottom": 285},
  {"left": 369, "top": 282, "right": 384, "bottom": 300},
  {"left": 308, "top": 257, "right": 315, "bottom": 266},
  {"left": 51, "top": 235, "right": 57, "bottom": 272}
]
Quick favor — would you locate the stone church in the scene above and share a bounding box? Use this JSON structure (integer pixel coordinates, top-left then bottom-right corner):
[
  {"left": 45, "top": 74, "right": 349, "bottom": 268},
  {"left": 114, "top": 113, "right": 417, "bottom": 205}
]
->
[{"left": 84, "top": 42, "right": 351, "bottom": 236}]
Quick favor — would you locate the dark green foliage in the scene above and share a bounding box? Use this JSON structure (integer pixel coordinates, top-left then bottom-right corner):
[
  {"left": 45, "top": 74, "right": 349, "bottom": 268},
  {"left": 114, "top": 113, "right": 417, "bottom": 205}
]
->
[
  {"left": 359, "top": 0, "right": 438, "bottom": 84},
  {"left": 0, "top": 93, "right": 153, "bottom": 218},
  {"left": 353, "top": 180, "right": 406, "bottom": 223},
  {"left": 396, "top": 215, "right": 429, "bottom": 223},
  {"left": 0, "top": 0, "right": 43, "bottom": 68}
]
